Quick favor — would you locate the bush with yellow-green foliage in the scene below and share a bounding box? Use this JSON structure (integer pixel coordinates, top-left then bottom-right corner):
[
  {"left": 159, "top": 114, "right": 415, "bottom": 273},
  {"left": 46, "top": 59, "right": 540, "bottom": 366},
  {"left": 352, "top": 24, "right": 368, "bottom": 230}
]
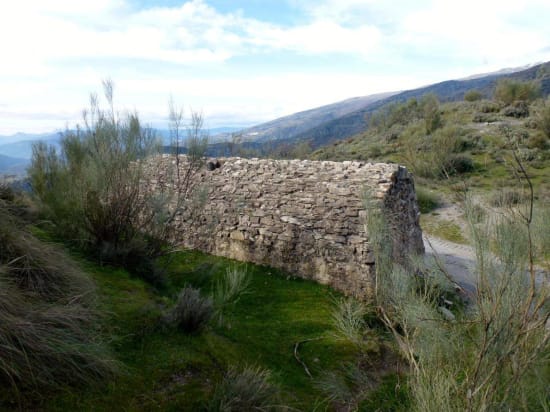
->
[
  {"left": 464, "top": 89, "right": 483, "bottom": 102},
  {"left": 28, "top": 81, "right": 207, "bottom": 284},
  {"left": 536, "top": 97, "right": 550, "bottom": 139},
  {"left": 493, "top": 78, "right": 540, "bottom": 105},
  {"left": 365, "top": 177, "right": 550, "bottom": 412}
]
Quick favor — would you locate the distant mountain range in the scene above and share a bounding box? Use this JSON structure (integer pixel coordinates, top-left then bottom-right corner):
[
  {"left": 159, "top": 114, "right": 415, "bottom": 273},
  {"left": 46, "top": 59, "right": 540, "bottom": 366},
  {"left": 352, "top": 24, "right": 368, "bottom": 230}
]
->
[
  {"left": 2, "top": 61, "right": 549, "bottom": 174},
  {"left": 223, "top": 92, "right": 398, "bottom": 143},
  {"left": 0, "top": 127, "right": 243, "bottom": 166},
  {"left": 0, "top": 134, "right": 61, "bottom": 160},
  {"left": 0, "top": 154, "right": 29, "bottom": 176},
  {"left": 239, "top": 61, "right": 550, "bottom": 151}
]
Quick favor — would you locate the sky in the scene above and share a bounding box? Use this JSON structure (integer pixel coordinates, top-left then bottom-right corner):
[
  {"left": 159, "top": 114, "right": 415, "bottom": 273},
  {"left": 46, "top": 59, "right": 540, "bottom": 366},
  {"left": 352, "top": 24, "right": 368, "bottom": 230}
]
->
[{"left": 1, "top": 0, "right": 550, "bottom": 135}]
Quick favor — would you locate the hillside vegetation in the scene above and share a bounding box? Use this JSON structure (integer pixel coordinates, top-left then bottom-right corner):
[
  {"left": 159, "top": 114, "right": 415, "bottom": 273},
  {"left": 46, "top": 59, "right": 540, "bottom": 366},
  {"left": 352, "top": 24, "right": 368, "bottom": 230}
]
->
[
  {"left": 0, "top": 187, "right": 403, "bottom": 411},
  {"left": 313, "top": 80, "right": 550, "bottom": 195},
  {"left": 1, "top": 84, "right": 404, "bottom": 411},
  {"left": 310, "top": 79, "right": 550, "bottom": 263},
  {"left": 235, "top": 62, "right": 550, "bottom": 152},
  {"left": 1, "top": 77, "right": 548, "bottom": 411}
]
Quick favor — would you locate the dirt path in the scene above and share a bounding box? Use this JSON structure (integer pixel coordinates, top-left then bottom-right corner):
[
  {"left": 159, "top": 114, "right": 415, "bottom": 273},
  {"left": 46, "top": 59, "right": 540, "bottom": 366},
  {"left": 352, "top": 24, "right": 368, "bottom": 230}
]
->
[
  {"left": 423, "top": 234, "right": 477, "bottom": 297},
  {"left": 423, "top": 234, "right": 548, "bottom": 301}
]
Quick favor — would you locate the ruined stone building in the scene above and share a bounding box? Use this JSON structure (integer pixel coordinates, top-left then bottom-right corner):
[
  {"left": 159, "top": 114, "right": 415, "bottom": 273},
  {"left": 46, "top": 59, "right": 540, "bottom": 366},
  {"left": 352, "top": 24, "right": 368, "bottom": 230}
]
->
[{"left": 148, "top": 156, "right": 424, "bottom": 298}]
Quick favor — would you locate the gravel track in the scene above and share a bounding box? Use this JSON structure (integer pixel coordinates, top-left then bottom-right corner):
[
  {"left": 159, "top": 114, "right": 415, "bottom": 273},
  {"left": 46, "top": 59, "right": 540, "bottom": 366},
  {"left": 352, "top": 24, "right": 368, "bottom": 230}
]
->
[
  {"left": 424, "top": 235, "right": 477, "bottom": 297},
  {"left": 423, "top": 234, "right": 548, "bottom": 300}
]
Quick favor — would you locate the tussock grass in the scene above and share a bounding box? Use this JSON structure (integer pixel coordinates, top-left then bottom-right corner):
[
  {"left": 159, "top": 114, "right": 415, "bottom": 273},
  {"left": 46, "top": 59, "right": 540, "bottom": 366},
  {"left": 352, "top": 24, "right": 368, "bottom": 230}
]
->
[
  {"left": 207, "top": 365, "right": 282, "bottom": 412},
  {"left": 331, "top": 297, "right": 372, "bottom": 350},
  {"left": 316, "top": 362, "right": 373, "bottom": 411},
  {"left": 167, "top": 286, "right": 214, "bottom": 333},
  {"left": 0, "top": 275, "right": 115, "bottom": 389},
  {"left": 0, "top": 209, "right": 94, "bottom": 300},
  {"left": 212, "top": 265, "right": 251, "bottom": 325},
  {"left": 0, "top": 205, "right": 116, "bottom": 399}
]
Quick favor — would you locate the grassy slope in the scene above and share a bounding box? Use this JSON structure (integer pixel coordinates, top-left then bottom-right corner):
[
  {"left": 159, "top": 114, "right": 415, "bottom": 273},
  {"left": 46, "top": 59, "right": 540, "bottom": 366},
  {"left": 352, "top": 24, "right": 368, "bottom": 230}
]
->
[
  {"left": 42, "top": 250, "right": 395, "bottom": 411},
  {"left": 312, "top": 98, "right": 550, "bottom": 244}
]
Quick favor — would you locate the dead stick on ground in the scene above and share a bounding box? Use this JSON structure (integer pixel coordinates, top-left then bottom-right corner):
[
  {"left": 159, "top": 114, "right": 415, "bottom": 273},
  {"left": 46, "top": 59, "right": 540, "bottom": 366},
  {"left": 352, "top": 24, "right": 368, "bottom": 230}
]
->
[{"left": 294, "top": 337, "right": 324, "bottom": 378}]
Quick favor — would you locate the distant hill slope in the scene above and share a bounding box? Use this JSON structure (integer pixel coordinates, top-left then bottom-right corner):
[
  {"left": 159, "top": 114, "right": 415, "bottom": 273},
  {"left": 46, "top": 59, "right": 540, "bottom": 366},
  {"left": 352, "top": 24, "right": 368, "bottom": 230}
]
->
[
  {"left": 0, "top": 154, "right": 29, "bottom": 176},
  {"left": 0, "top": 133, "right": 61, "bottom": 159},
  {"left": 246, "top": 61, "right": 550, "bottom": 151},
  {"left": 232, "top": 91, "right": 398, "bottom": 143}
]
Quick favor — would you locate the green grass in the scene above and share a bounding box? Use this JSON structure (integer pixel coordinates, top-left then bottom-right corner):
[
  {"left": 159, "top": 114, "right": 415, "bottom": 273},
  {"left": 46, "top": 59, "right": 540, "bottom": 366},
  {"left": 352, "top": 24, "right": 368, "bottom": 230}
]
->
[
  {"left": 40, "top": 250, "right": 384, "bottom": 411},
  {"left": 420, "top": 215, "right": 467, "bottom": 244}
]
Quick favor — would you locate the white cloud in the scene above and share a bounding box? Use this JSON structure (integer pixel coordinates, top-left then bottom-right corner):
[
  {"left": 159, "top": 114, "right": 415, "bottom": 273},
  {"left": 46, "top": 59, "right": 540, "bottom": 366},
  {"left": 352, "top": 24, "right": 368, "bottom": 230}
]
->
[
  {"left": 295, "top": 0, "right": 550, "bottom": 69},
  {"left": 399, "top": 1, "right": 550, "bottom": 64},
  {"left": 0, "top": 0, "right": 383, "bottom": 76},
  {"left": 246, "top": 19, "right": 380, "bottom": 56},
  {"left": 1, "top": 0, "right": 549, "bottom": 134}
]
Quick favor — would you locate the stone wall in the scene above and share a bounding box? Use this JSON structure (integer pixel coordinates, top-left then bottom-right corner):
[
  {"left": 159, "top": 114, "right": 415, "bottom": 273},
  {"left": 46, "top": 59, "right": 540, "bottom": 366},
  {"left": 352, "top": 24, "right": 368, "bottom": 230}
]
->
[{"left": 148, "top": 156, "right": 424, "bottom": 298}]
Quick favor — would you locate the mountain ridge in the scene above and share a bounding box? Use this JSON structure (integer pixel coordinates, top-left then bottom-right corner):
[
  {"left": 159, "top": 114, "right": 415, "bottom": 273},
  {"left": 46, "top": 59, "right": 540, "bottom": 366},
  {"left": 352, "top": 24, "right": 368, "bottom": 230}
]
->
[
  {"left": 229, "top": 91, "right": 399, "bottom": 143},
  {"left": 256, "top": 61, "right": 550, "bottom": 150}
]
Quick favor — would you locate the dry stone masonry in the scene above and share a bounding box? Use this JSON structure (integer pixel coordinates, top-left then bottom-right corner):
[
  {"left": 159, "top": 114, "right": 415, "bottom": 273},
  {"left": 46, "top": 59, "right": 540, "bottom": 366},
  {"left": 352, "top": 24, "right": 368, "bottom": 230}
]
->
[{"left": 149, "top": 156, "right": 424, "bottom": 298}]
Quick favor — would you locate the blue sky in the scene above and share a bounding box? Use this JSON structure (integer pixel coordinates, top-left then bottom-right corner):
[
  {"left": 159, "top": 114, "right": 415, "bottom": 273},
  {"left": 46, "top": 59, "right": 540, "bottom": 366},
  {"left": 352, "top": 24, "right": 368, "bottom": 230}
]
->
[{"left": 1, "top": 0, "right": 549, "bottom": 135}]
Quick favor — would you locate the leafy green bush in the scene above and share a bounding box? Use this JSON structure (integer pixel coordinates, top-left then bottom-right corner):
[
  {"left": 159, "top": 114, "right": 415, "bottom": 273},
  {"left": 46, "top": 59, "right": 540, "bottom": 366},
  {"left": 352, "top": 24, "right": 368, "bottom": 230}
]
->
[
  {"left": 478, "top": 100, "right": 501, "bottom": 113},
  {"left": 207, "top": 365, "right": 281, "bottom": 411},
  {"left": 472, "top": 112, "right": 498, "bottom": 123},
  {"left": 369, "top": 98, "right": 421, "bottom": 131},
  {"left": 28, "top": 81, "right": 162, "bottom": 270},
  {"left": 493, "top": 79, "right": 540, "bottom": 105},
  {"left": 416, "top": 187, "right": 440, "bottom": 213},
  {"left": 420, "top": 93, "right": 442, "bottom": 134},
  {"left": 527, "top": 133, "right": 549, "bottom": 150},
  {"left": 536, "top": 97, "right": 550, "bottom": 138},
  {"left": 445, "top": 154, "right": 475, "bottom": 175},
  {"left": 403, "top": 124, "right": 469, "bottom": 178},
  {"left": 502, "top": 100, "right": 530, "bottom": 118},
  {"left": 464, "top": 90, "right": 483, "bottom": 102},
  {"left": 0, "top": 182, "right": 14, "bottom": 202},
  {"left": 167, "top": 286, "right": 213, "bottom": 333}
]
